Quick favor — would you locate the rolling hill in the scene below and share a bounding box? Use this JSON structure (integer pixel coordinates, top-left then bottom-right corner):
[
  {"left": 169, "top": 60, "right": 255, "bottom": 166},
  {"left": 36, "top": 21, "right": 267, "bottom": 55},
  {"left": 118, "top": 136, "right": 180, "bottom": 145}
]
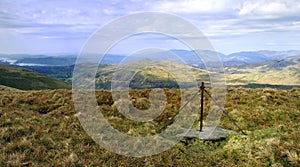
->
[
  {"left": 0, "top": 64, "right": 71, "bottom": 90},
  {"left": 18, "top": 58, "right": 300, "bottom": 90},
  {"left": 4, "top": 54, "right": 298, "bottom": 90},
  {"left": 93, "top": 59, "right": 209, "bottom": 89},
  {"left": 226, "top": 58, "right": 300, "bottom": 87},
  {"left": 91, "top": 58, "right": 300, "bottom": 89}
]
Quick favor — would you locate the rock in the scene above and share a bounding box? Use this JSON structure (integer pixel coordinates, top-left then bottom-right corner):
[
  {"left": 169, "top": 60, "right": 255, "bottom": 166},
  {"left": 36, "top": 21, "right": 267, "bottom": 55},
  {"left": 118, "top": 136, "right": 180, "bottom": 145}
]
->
[{"left": 177, "top": 126, "right": 237, "bottom": 141}]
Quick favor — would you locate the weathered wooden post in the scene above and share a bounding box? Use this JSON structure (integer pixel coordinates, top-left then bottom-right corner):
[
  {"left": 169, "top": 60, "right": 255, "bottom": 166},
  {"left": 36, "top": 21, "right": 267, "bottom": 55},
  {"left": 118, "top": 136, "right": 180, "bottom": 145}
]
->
[{"left": 200, "top": 82, "right": 205, "bottom": 131}]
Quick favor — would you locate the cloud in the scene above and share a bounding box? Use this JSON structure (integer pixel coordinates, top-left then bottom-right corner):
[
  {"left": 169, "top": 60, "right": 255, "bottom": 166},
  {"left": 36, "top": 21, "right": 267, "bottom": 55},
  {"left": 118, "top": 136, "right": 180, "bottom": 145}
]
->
[
  {"left": 152, "top": 0, "right": 241, "bottom": 14},
  {"left": 1, "top": 0, "right": 300, "bottom": 54},
  {"left": 0, "top": 0, "right": 109, "bottom": 39},
  {"left": 143, "top": 0, "right": 299, "bottom": 45},
  {"left": 238, "top": 0, "right": 300, "bottom": 19}
]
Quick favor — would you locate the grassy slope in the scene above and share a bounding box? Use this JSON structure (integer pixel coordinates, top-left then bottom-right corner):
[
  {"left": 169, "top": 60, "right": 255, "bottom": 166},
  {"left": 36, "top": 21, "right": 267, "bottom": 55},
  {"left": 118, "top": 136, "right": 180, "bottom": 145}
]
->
[
  {"left": 0, "top": 88, "right": 299, "bottom": 166},
  {"left": 226, "top": 58, "right": 300, "bottom": 86},
  {"left": 0, "top": 65, "right": 71, "bottom": 90}
]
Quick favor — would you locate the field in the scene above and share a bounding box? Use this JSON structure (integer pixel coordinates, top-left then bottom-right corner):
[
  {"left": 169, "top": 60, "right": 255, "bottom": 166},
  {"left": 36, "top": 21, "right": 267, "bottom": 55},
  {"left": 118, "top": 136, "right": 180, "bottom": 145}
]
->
[{"left": 0, "top": 88, "right": 299, "bottom": 166}]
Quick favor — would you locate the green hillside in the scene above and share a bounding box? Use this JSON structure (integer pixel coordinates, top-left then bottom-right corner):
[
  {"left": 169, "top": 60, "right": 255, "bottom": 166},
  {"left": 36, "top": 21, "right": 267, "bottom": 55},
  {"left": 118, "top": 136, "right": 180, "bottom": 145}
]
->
[
  {"left": 0, "top": 85, "right": 20, "bottom": 91},
  {"left": 0, "top": 65, "right": 71, "bottom": 90}
]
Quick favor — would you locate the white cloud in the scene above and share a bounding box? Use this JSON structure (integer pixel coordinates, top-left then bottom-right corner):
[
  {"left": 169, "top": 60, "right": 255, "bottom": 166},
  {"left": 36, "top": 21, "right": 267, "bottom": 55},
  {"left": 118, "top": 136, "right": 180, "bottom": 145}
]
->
[
  {"left": 239, "top": 0, "right": 300, "bottom": 18},
  {"left": 1, "top": 0, "right": 300, "bottom": 54},
  {"left": 152, "top": 0, "right": 241, "bottom": 14}
]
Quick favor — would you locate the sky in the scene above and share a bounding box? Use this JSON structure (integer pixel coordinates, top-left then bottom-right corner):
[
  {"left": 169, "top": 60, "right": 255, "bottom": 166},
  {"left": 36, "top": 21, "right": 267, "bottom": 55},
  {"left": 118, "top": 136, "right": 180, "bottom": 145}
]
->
[{"left": 0, "top": 0, "right": 300, "bottom": 55}]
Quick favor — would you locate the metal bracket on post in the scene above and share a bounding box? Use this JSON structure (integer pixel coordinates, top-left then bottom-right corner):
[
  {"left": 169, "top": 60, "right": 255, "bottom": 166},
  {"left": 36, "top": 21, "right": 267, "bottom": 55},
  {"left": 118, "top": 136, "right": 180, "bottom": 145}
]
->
[{"left": 200, "top": 82, "right": 205, "bottom": 132}]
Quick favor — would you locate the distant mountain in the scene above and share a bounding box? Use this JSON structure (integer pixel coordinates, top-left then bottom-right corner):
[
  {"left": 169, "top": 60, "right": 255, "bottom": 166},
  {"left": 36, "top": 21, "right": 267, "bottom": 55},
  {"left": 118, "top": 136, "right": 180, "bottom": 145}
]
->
[
  {"left": 257, "top": 50, "right": 300, "bottom": 59},
  {"left": 0, "top": 64, "right": 71, "bottom": 90},
  {"left": 101, "top": 50, "right": 300, "bottom": 67},
  {"left": 233, "top": 57, "right": 300, "bottom": 70},
  {"left": 151, "top": 50, "right": 300, "bottom": 66},
  {"left": 1, "top": 50, "right": 300, "bottom": 68},
  {"left": 225, "top": 52, "right": 270, "bottom": 64},
  {"left": 225, "top": 50, "right": 300, "bottom": 65}
]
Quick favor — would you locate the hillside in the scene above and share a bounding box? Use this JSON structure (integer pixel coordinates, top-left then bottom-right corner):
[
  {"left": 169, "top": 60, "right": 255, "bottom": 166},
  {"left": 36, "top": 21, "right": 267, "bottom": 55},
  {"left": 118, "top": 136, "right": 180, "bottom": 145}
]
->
[
  {"left": 226, "top": 58, "right": 300, "bottom": 87},
  {"left": 93, "top": 58, "right": 300, "bottom": 89},
  {"left": 24, "top": 65, "right": 74, "bottom": 84},
  {"left": 95, "top": 60, "right": 209, "bottom": 89},
  {"left": 15, "top": 58, "right": 300, "bottom": 90},
  {"left": 0, "top": 64, "right": 71, "bottom": 90},
  {"left": 0, "top": 88, "right": 299, "bottom": 166},
  {"left": 0, "top": 85, "right": 20, "bottom": 91}
]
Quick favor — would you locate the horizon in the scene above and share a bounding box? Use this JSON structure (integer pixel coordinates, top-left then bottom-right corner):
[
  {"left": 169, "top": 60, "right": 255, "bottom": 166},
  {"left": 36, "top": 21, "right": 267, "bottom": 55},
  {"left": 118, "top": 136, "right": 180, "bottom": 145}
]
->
[
  {"left": 1, "top": 0, "right": 300, "bottom": 55},
  {"left": 1, "top": 49, "right": 300, "bottom": 57}
]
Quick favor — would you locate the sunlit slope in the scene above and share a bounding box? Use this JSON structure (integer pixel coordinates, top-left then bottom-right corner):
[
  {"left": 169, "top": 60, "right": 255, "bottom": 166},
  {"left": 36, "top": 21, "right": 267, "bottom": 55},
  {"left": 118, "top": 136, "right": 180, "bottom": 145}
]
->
[
  {"left": 95, "top": 60, "right": 209, "bottom": 89},
  {"left": 226, "top": 58, "right": 300, "bottom": 86}
]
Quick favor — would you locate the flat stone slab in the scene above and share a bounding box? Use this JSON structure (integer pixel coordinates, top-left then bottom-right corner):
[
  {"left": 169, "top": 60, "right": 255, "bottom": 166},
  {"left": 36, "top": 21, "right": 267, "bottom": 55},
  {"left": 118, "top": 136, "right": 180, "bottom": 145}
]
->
[{"left": 177, "top": 127, "right": 237, "bottom": 141}]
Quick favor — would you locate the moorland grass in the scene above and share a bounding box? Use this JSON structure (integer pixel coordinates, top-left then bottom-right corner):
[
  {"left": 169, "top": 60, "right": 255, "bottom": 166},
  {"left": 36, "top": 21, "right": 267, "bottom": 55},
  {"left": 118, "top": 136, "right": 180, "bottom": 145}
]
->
[{"left": 0, "top": 88, "right": 299, "bottom": 166}]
